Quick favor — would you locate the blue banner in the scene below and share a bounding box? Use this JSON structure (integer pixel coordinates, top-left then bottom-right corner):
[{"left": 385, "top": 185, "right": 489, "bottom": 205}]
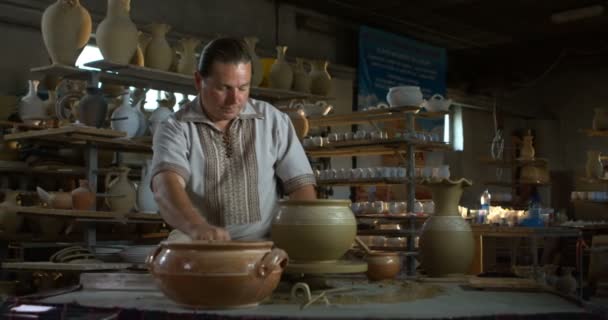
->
[{"left": 357, "top": 26, "right": 447, "bottom": 135}]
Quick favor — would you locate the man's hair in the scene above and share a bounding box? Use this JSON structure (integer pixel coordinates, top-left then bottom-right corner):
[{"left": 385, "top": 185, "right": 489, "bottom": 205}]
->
[{"left": 197, "top": 37, "right": 252, "bottom": 78}]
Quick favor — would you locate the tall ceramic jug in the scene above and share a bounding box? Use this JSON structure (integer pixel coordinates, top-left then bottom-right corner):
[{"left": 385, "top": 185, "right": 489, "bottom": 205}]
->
[
  {"left": 149, "top": 92, "right": 175, "bottom": 136},
  {"left": 105, "top": 167, "right": 137, "bottom": 212},
  {"left": 244, "top": 37, "right": 263, "bottom": 87},
  {"left": 586, "top": 150, "right": 604, "bottom": 179},
  {"left": 419, "top": 178, "right": 474, "bottom": 277},
  {"left": 111, "top": 91, "right": 139, "bottom": 138},
  {"left": 41, "top": 0, "right": 92, "bottom": 65},
  {"left": 519, "top": 130, "right": 535, "bottom": 160},
  {"left": 145, "top": 24, "right": 173, "bottom": 71},
  {"left": 137, "top": 160, "right": 158, "bottom": 213},
  {"left": 309, "top": 60, "right": 332, "bottom": 96},
  {"left": 268, "top": 46, "right": 293, "bottom": 90},
  {"left": 292, "top": 58, "right": 311, "bottom": 93},
  {"left": 71, "top": 179, "right": 95, "bottom": 210},
  {"left": 96, "top": 0, "right": 138, "bottom": 65},
  {"left": 0, "top": 190, "right": 23, "bottom": 234},
  {"left": 78, "top": 83, "right": 108, "bottom": 128},
  {"left": 19, "top": 80, "right": 47, "bottom": 123},
  {"left": 177, "top": 38, "right": 201, "bottom": 75}
]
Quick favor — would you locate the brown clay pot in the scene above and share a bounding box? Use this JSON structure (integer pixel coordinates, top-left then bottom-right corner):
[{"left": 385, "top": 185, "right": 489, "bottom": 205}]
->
[
  {"left": 365, "top": 252, "right": 401, "bottom": 281},
  {"left": 147, "top": 241, "right": 288, "bottom": 309},
  {"left": 71, "top": 179, "right": 95, "bottom": 210}
]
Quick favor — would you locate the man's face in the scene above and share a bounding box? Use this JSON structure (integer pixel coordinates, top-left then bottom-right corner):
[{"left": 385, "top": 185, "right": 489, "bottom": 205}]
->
[{"left": 195, "top": 61, "right": 251, "bottom": 122}]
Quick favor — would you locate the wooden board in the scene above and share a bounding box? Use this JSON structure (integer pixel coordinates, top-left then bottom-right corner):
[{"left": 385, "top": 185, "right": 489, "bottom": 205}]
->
[
  {"left": 2, "top": 261, "right": 134, "bottom": 271},
  {"left": 80, "top": 272, "right": 156, "bottom": 291},
  {"left": 5, "top": 125, "right": 126, "bottom": 140},
  {"left": 467, "top": 276, "right": 541, "bottom": 291},
  {"left": 10, "top": 206, "right": 163, "bottom": 222}
]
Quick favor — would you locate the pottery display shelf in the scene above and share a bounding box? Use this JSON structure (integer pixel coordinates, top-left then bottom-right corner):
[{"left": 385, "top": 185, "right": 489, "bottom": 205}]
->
[
  {"left": 29, "top": 61, "right": 332, "bottom": 102},
  {"left": 1, "top": 261, "right": 135, "bottom": 272},
  {"left": 3, "top": 125, "right": 151, "bottom": 154},
  {"left": 483, "top": 181, "right": 551, "bottom": 187},
  {"left": 7, "top": 206, "right": 162, "bottom": 222},
  {"left": 317, "top": 177, "right": 425, "bottom": 187},
  {"left": 479, "top": 157, "right": 549, "bottom": 168},
  {"left": 308, "top": 107, "right": 447, "bottom": 127},
  {"left": 584, "top": 129, "right": 608, "bottom": 137},
  {"left": 305, "top": 138, "right": 451, "bottom": 158},
  {"left": 0, "top": 163, "right": 142, "bottom": 178}
]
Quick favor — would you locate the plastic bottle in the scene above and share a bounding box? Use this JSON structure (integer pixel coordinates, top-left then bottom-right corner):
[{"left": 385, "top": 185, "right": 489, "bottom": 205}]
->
[
  {"left": 478, "top": 189, "right": 491, "bottom": 224},
  {"left": 521, "top": 192, "right": 544, "bottom": 227}
]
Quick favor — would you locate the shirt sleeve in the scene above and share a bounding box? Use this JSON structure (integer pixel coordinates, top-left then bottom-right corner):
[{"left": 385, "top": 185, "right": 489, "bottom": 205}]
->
[
  {"left": 274, "top": 112, "right": 316, "bottom": 194},
  {"left": 150, "top": 117, "right": 191, "bottom": 189}
]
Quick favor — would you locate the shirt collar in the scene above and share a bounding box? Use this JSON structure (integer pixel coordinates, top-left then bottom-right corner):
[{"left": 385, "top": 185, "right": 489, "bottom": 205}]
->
[{"left": 177, "top": 97, "right": 264, "bottom": 124}]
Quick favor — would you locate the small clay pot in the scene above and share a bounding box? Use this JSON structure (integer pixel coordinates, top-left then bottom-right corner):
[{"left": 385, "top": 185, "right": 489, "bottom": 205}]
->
[
  {"left": 365, "top": 252, "right": 401, "bottom": 281},
  {"left": 71, "top": 179, "right": 95, "bottom": 210}
]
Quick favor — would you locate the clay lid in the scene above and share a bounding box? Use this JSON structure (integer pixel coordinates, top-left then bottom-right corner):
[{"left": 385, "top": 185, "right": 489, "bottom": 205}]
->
[{"left": 161, "top": 240, "right": 274, "bottom": 250}]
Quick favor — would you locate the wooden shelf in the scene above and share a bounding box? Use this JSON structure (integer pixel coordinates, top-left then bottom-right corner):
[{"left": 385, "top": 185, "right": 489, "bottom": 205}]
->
[
  {"left": 484, "top": 181, "right": 551, "bottom": 187},
  {"left": 10, "top": 206, "right": 162, "bottom": 222},
  {"left": 0, "top": 163, "right": 142, "bottom": 177},
  {"left": 318, "top": 178, "right": 411, "bottom": 187},
  {"left": 0, "top": 231, "right": 168, "bottom": 242},
  {"left": 479, "top": 158, "right": 549, "bottom": 167},
  {"left": 2, "top": 261, "right": 134, "bottom": 271},
  {"left": 584, "top": 129, "right": 608, "bottom": 137},
  {"left": 4, "top": 125, "right": 151, "bottom": 153},
  {"left": 471, "top": 225, "right": 581, "bottom": 237},
  {"left": 305, "top": 138, "right": 451, "bottom": 157},
  {"left": 308, "top": 107, "right": 447, "bottom": 127}
]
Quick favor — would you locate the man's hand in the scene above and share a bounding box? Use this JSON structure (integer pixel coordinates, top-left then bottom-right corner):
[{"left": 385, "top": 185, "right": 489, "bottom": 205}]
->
[{"left": 187, "top": 222, "right": 231, "bottom": 241}]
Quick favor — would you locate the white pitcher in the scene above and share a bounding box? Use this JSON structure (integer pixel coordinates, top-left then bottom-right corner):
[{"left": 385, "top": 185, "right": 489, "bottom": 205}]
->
[
  {"left": 244, "top": 37, "right": 263, "bottom": 87},
  {"left": 137, "top": 160, "right": 159, "bottom": 213},
  {"left": 145, "top": 23, "right": 173, "bottom": 71},
  {"left": 269, "top": 46, "right": 293, "bottom": 90},
  {"left": 177, "top": 37, "right": 201, "bottom": 75},
  {"left": 41, "top": 0, "right": 92, "bottom": 65},
  {"left": 19, "top": 80, "right": 47, "bottom": 124},
  {"left": 110, "top": 91, "right": 139, "bottom": 138}
]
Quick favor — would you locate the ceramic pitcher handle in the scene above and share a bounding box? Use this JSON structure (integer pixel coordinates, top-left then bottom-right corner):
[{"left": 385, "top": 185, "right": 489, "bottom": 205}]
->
[
  {"left": 145, "top": 245, "right": 162, "bottom": 270},
  {"left": 429, "top": 94, "right": 444, "bottom": 101},
  {"left": 256, "top": 248, "right": 288, "bottom": 278}
]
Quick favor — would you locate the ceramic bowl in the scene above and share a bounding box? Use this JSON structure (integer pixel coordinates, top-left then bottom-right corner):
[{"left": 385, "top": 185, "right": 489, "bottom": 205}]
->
[
  {"left": 386, "top": 86, "right": 423, "bottom": 107},
  {"left": 365, "top": 252, "right": 401, "bottom": 281},
  {"left": 271, "top": 200, "right": 356, "bottom": 262},
  {"left": 147, "top": 240, "right": 288, "bottom": 309}
]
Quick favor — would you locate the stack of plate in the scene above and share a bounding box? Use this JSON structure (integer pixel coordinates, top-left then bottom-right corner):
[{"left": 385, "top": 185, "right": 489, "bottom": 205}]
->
[{"left": 118, "top": 245, "right": 158, "bottom": 264}]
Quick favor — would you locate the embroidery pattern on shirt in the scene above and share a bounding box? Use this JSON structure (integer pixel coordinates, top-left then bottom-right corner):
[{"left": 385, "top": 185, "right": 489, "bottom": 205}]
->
[{"left": 197, "top": 120, "right": 261, "bottom": 226}]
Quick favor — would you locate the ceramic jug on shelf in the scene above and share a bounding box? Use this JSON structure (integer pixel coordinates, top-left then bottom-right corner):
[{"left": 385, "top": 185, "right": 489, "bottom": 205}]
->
[
  {"left": 149, "top": 92, "right": 175, "bottom": 136},
  {"left": 110, "top": 91, "right": 139, "bottom": 138},
  {"left": 268, "top": 46, "right": 293, "bottom": 90},
  {"left": 96, "top": 0, "right": 138, "bottom": 65},
  {"left": 244, "top": 37, "right": 263, "bottom": 87},
  {"left": 586, "top": 150, "right": 604, "bottom": 179},
  {"left": 129, "top": 31, "right": 149, "bottom": 67},
  {"left": 105, "top": 167, "right": 137, "bottom": 212},
  {"left": 176, "top": 37, "right": 201, "bottom": 75},
  {"left": 0, "top": 190, "right": 24, "bottom": 234},
  {"left": 77, "top": 81, "right": 108, "bottom": 128},
  {"left": 145, "top": 23, "right": 173, "bottom": 71},
  {"left": 137, "top": 160, "right": 158, "bottom": 213},
  {"left": 41, "top": 0, "right": 92, "bottom": 65},
  {"left": 309, "top": 60, "right": 332, "bottom": 96},
  {"left": 292, "top": 58, "right": 311, "bottom": 93},
  {"left": 19, "top": 80, "right": 47, "bottom": 124},
  {"left": 71, "top": 179, "right": 95, "bottom": 210},
  {"left": 519, "top": 130, "right": 535, "bottom": 160}
]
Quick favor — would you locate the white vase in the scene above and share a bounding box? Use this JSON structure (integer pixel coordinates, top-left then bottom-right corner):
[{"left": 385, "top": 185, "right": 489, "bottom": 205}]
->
[
  {"left": 310, "top": 60, "right": 332, "bottom": 96},
  {"left": 19, "top": 80, "right": 47, "bottom": 123},
  {"left": 269, "top": 46, "right": 293, "bottom": 90},
  {"left": 149, "top": 93, "right": 175, "bottom": 136},
  {"left": 41, "top": 0, "right": 92, "bottom": 65},
  {"left": 96, "top": 0, "right": 138, "bottom": 65},
  {"left": 105, "top": 167, "right": 137, "bottom": 212},
  {"left": 292, "top": 58, "right": 311, "bottom": 93},
  {"left": 137, "top": 160, "right": 159, "bottom": 213},
  {"left": 145, "top": 23, "right": 173, "bottom": 71},
  {"left": 177, "top": 38, "right": 201, "bottom": 75},
  {"left": 110, "top": 92, "right": 139, "bottom": 138},
  {"left": 134, "top": 99, "right": 148, "bottom": 137},
  {"left": 244, "top": 37, "right": 263, "bottom": 87}
]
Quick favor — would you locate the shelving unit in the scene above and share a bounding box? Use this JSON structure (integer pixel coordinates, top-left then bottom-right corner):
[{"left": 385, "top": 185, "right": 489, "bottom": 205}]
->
[{"left": 308, "top": 107, "right": 452, "bottom": 276}]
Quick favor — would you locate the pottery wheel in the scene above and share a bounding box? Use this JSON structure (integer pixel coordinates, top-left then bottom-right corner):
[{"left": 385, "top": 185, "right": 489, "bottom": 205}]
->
[{"left": 285, "top": 260, "right": 367, "bottom": 275}]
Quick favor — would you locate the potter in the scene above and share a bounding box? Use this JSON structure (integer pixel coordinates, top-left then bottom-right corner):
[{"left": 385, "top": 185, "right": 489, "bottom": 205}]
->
[{"left": 151, "top": 37, "right": 316, "bottom": 242}]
